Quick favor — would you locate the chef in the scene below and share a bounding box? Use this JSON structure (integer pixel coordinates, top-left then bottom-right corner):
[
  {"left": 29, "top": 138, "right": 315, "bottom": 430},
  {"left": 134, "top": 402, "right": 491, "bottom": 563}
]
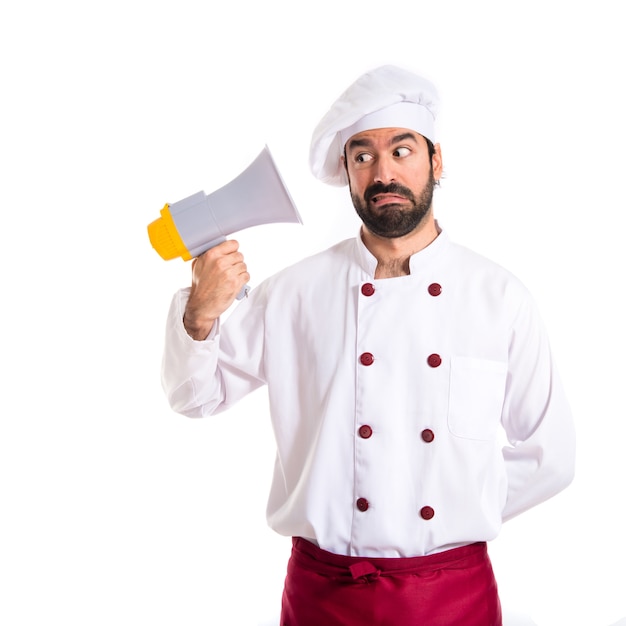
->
[{"left": 161, "top": 65, "right": 576, "bottom": 625}]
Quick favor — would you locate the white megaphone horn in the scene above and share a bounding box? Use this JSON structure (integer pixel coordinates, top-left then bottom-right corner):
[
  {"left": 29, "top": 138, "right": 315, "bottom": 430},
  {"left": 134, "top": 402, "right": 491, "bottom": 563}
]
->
[{"left": 148, "top": 145, "right": 302, "bottom": 262}]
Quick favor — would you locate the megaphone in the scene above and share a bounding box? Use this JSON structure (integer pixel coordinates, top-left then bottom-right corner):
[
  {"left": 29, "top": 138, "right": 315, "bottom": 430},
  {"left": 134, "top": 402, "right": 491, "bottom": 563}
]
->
[{"left": 147, "top": 145, "right": 302, "bottom": 263}]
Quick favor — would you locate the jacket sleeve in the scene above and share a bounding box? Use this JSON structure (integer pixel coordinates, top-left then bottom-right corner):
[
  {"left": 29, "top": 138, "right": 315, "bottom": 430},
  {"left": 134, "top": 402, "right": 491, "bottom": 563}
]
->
[
  {"left": 161, "top": 288, "right": 266, "bottom": 418},
  {"left": 500, "top": 290, "right": 576, "bottom": 521}
]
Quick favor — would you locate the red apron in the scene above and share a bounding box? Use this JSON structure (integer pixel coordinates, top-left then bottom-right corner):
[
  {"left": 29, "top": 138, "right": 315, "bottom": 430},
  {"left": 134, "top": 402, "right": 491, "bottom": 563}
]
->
[{"left": 281, "top": 538, "right": 502, "bottom": 625}]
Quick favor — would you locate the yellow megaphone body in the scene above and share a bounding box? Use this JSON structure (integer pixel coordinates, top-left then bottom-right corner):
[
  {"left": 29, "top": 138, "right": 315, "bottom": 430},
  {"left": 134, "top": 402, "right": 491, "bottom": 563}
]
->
[{"left": 148, "top": 145, "right": 302, "bottom": 262}]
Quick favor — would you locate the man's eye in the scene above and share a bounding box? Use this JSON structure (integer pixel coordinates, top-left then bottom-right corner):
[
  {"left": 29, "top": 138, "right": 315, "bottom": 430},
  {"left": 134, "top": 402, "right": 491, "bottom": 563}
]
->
[
  {"left": 393, "top": 147, "right": 411, "bottom": 157},
  {"left": 355, "top": 153, "right": 373, "bottom": 163}
]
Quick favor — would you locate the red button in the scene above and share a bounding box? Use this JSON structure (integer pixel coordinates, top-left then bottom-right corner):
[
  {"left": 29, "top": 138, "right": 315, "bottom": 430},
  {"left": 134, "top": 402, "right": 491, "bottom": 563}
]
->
[
  {"left": 357, "top": 498, "right": 369, "bottom": 512},
  {"left": 428, "top": 283, "right": 442, "bottom": 296},
  {"left": 420, "top": 506, "right": 435, "bottom": 520},
  {"left": 360, "top": 352, "right": 374, "bottom": 366},
  {"left": 427, "top": 354, "right": 442, "bottom": 368},
  {"left": 421, "top": 429, "right": 435, "bottom": 443},
  {"left": 361, "top": 283, "right": 375, "bottom": 296},
  {"left": 359, "top": 425, "right": 373, "bottom": 439}
]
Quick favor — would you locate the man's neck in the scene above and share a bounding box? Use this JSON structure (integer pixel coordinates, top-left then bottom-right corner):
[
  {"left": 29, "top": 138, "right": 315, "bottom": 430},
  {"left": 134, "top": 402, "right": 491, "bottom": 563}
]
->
[{"left": 361, "top": 216, "right": 439, "bottom": 279}]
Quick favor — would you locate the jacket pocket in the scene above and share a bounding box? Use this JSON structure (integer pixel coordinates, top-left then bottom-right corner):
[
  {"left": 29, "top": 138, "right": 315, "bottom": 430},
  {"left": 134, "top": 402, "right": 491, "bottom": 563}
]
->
[{"left": 448, "top": 356, "right": 507, "bottom": 440}]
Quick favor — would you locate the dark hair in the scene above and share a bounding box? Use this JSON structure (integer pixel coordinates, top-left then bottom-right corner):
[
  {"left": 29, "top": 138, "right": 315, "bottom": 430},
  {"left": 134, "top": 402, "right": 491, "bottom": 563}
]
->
[{"left": 425, "top": 137, "right": 436, "bottom": 160}]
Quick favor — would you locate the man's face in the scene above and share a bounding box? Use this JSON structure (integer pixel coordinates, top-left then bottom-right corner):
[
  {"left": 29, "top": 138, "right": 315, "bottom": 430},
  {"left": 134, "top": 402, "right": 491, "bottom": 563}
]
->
[{"left": 343, "top": 127, "right": 442, "bottom": 239}]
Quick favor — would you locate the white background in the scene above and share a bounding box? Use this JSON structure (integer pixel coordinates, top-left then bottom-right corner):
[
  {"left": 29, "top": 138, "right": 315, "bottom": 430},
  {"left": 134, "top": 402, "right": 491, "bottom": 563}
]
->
[{"left": 1, "top": 1, "right": 624, "bottom": 625}]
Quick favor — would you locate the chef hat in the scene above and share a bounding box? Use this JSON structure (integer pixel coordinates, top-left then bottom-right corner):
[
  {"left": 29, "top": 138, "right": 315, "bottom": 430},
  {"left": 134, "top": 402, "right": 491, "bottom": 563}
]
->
[{"left": 309, "top": 65, "right": 440, "bottom": 186}]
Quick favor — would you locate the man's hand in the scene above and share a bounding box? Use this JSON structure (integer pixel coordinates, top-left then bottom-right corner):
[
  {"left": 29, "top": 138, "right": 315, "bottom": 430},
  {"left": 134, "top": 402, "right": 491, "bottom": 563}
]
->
[{"left": 183, "top": 240, "right": 249, "bottom": 340}]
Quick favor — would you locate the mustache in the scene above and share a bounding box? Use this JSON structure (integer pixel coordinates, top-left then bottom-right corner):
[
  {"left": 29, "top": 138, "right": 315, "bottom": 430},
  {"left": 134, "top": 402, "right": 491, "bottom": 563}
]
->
[{"left": 364, "top": 182, "right": 415, "bottom": 203}]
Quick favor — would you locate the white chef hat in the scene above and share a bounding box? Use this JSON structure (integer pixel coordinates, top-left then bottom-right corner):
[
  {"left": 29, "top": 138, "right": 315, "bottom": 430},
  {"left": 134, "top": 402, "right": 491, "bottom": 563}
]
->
[{"left": 309, "top": 65, "right": 440, "bottom": 187}]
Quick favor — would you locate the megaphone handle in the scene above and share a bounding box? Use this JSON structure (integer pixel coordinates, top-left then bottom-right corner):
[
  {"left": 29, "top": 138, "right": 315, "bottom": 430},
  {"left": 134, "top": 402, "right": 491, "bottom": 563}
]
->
[
  {"left": 236, "top": 284, "right": 250, "bottom": 300},
  {"left": 192, "top": 235, "right": 248, "bottom": 299}
]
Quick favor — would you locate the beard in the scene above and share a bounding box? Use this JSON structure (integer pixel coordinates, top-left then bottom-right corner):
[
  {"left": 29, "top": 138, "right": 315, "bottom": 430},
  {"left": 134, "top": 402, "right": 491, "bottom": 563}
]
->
[{"left": 350, "top": 170, "right": 436, "bottom": 239}]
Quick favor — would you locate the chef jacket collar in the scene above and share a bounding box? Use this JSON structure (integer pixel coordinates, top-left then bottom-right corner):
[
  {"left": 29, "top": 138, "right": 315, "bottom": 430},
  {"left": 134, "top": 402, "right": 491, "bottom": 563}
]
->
[{"left": 355, "top": 222, "right": 448, "bottom": 278}]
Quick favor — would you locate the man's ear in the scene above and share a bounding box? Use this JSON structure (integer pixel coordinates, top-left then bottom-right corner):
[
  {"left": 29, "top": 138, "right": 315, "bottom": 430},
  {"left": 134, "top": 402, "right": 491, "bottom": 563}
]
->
[{"left": 432, "top": 143, "right": 443, "bottom": 181}]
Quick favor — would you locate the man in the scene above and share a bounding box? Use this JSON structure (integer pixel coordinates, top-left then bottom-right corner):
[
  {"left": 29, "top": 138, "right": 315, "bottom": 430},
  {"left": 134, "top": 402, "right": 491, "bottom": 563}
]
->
[{"left": 161, "top": 65, "right": 575, "bottom": 625}]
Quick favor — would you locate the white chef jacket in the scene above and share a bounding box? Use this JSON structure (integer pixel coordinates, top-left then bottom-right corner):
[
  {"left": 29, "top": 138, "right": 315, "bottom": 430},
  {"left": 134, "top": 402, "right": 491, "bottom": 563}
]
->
[{"left": 162, "top": 228, "right": 575, "bottom": 558}]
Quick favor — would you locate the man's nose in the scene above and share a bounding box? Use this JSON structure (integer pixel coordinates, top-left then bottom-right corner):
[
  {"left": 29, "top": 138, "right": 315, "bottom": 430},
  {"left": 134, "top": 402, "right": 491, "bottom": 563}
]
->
[{"left": 373, "top": 155, "right": 396, "bottom": 183}]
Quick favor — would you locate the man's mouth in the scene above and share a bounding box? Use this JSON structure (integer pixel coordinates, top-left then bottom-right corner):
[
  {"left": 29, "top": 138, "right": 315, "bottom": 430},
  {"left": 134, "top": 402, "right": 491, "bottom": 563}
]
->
[{"left": 371, "top": 193, "right": 408, "bottom": 206}]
